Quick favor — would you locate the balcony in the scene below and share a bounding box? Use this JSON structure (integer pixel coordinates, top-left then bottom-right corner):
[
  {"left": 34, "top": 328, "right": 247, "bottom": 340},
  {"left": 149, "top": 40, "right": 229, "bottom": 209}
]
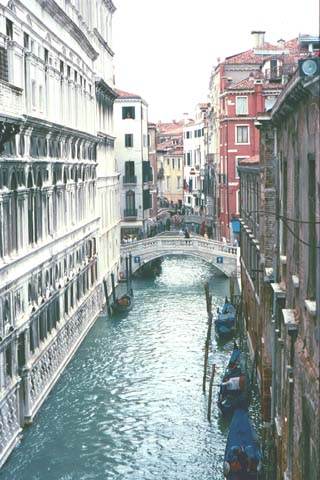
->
[
  {"left": 123, "top": 175, "right": 137, "bottom": 185},
  {"left": 124, "top": 209, "right": 138, "bottom": 219},
  {"left": 264, "top": 64, "right": 296, "bottom": 82}
]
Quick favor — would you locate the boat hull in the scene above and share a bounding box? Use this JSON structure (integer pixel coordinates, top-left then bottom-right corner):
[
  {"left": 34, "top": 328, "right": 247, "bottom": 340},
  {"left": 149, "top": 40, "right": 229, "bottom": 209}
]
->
[
  {"left": 112, "top": 294, "right": 133, "bottom": 314},
  {"left": 224, "top": 409, "right": 261, "bottom": 480}
]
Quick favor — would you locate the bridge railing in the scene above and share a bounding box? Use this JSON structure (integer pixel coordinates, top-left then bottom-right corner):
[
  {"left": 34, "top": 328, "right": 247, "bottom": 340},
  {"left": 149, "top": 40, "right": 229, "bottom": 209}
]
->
[{"left": 121, "top": 235, "right": 238, "bottom": 257}]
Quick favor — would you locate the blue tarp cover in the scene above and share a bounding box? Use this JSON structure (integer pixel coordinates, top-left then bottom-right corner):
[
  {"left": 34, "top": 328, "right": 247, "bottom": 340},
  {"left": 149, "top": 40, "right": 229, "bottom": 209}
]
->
[{"left": 225, "top": 409, "right": 261, "bottom": 462}]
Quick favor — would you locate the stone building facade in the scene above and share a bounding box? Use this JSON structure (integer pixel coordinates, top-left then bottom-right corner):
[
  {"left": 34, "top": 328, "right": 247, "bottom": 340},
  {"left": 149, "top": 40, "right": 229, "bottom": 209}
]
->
[
  {"left": 114, "top": 89, "right": 152, "bottom": 239},
  {"left": 183, "top": 104, "right": 208, "bottom": 212},
  {"left": 156, "top": 120, "right": 184, "bottom": 208},
  {"left": 241, "top": 58, "right": 319, "bottom": 479},
  {"left": 147, "top": 122, "right": 158, "bottom": 219},
  {"left": 0, "top": 0, "right": 120, "bottom": 466}
]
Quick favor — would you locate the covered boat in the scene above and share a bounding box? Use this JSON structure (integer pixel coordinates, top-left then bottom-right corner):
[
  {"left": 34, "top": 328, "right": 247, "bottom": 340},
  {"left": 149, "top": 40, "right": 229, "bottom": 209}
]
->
[
  {"left": 223, "top": 409, "right": 262, "bottom": 479},
  {"left": 218, "top": 344, "right": 248, "bottom": 416},
  {"left": 113, "top": 294, "right": 133, "bottom": 314},
  {"left": 215, "top": 298, "right": 236, "bottom": 338}
]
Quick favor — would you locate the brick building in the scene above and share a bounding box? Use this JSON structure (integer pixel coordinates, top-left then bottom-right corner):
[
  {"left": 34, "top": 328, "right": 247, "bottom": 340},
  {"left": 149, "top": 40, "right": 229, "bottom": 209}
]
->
[{"left": 240, "top": 50, "right": 319, "bottom": 479}]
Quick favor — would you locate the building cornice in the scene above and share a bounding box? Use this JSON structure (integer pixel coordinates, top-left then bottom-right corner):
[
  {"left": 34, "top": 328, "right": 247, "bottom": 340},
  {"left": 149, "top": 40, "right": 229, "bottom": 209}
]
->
[
  {"left": 37, "top": 0, "right": 98, "bottom": 61},
  {"left": 115, "top": 97, "right": 148, "bottom": 107},
  {"left": 102, "top": 0, "right": 116, "bottom": 14},
  {"left": 270, "top": 70, "right": 318, "bottom": 123},
  {"left": 97, "top": 131, "right": 115, "bottom": 147},
  {"left": 220, "top": 116, "right": 257, "bottom": 122},
  {"left": 23, "top": 115, "right": 101, "bottom": 143},
  {"left": 95, "top": 78, "right": 118, "bottom": 101},
  {"left": 93, "top": 29, "right": 114, "bottom": 57}
]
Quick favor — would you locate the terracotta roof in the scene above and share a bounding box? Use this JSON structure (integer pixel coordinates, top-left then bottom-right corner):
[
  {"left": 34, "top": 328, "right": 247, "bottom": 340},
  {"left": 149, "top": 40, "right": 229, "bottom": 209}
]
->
[
  {"left": 157, "top": 121, "right": 184, "bottom": 135},
  {"left": 224, "top": 47, "right": 273, "bottom": 65},
  {"left": 239, "top": 154, "right": 260, "bottom": 166},
  {"left": 228, "top": 78, "right": 255, "bottom": 90},
  {"left": 224, "top": 38, "right": 302, "bottom": 65},
  {"left": 115, "top": 88, "right": 142, "bottom": 99}
]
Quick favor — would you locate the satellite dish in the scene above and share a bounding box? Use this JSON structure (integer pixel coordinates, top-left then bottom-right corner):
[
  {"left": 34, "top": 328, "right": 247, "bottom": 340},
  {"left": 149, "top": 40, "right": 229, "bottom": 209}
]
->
[
  {"left": 301, "top": 59, "right": 318, "bottom": 76},
  {"left": 299, "top": 57, "right": 319, "bottom": 79}
]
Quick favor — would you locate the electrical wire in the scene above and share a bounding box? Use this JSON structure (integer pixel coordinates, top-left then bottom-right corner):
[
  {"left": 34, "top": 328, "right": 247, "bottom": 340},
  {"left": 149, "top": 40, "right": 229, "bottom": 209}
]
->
[{"left": 238, "top": 181, "right": 320, "bottom": 224}]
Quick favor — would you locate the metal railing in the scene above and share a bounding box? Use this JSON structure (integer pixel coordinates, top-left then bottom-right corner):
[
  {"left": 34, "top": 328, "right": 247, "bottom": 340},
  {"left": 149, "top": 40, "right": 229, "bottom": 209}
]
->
[
  {"left": 123, "top": 175, "right": 137, "bottom": 185},
  {"left": 123, "top": 208, "right": 138, "bottom": 218}
]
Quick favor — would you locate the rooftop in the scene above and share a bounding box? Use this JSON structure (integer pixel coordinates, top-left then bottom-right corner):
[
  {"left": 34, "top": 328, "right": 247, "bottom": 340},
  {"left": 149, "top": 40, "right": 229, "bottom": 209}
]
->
[{"left": 239, "top": 154, "right": 260, "bottom": 166}]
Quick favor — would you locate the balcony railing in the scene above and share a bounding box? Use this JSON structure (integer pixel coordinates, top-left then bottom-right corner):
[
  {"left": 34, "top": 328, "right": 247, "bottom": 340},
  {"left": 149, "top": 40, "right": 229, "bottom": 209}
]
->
[
  {"left": 124, "top": 209, "right": 138, "bottom": 219},
  {"left": 123, "top": 175, "right": 137, "bottom": 185},
  {"left": 264, "top": 64, "right": 296, "bottom": 81}
]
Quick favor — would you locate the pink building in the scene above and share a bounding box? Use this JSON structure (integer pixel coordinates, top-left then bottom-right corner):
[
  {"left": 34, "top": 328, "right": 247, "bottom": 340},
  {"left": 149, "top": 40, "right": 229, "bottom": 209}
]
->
[{"left": 212, "top": 32, "right": 309, "bottom": 240}]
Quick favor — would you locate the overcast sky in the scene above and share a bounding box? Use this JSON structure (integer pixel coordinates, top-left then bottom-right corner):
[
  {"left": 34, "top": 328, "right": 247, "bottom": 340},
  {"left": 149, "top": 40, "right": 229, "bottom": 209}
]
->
[{"left": 113, "top": 0, "right": 319, "bottom": 122}]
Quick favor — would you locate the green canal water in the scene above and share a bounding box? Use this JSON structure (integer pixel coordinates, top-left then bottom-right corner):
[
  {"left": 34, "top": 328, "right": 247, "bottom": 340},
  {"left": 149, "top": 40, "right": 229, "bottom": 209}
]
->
[{"left": 1, "top": 256, "right": 260, "bottom": 480}]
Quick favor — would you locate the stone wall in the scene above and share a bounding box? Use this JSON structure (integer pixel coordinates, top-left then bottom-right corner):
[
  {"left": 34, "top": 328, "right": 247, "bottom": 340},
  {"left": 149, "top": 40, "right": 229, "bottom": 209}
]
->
[{"left": 0, "top": 80, "right": 22, "bottom": 117}]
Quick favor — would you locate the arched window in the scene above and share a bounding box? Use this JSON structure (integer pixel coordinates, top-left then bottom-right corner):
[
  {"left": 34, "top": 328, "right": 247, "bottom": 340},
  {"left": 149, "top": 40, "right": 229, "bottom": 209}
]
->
[
  {"left": 34, "top": 171, "right": 43, "bottom": 243},
  {"left": 10, "top": 172, "right": 18, "bottom": 253},
  {"left": 3, "top": 298, "right": 10, "bottom": 325},
  {"left": 27, "top": 171, "right": 34, "bottom": 244},
  {"left": 125, "top": 190, "right": 135, "bottom": 214},
  {"left": 19, "top": 134, "right": 25, "bottom": 156}
]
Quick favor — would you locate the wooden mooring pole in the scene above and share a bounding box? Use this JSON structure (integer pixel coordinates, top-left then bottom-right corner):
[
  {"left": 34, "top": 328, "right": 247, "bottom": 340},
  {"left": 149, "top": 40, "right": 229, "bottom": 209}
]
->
[
  {"left": 129, "top": 253, "right": 133, "bottom": 295},
  {"left": 207, "top": 363, "right": 216, "bottom": 422},
  {"left": 103, "top": 279, "right": 112, "bottom": 317},
  {"left": 125, "top": 256, "right": 129, "bottom": 293},
  {"left": 202, "top": 283, "right": 213, "bottom": 394},
  {"left": 111, "top": 272, "right": 116, "bottom": 306}
]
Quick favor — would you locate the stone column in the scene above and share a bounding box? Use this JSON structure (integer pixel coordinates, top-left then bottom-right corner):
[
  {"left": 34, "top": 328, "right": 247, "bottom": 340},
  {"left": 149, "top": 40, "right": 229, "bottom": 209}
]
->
[
  {"left": 0, "top": 194, "right": 4, "bottom": 260},
  {"left": 24, "top": 52, "right": 32, "bottom": 113},
  {"left": 46, "top": 187, "right": 53, "bottom": 237},
  {"left": 18, "top": 191, "right": 28, "bottom": 252}
]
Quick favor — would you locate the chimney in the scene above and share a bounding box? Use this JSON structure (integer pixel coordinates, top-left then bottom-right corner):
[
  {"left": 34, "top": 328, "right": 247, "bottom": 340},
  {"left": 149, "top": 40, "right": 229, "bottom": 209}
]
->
[{"left": 251, "top": 30, "right": 266, "bottom": 48}]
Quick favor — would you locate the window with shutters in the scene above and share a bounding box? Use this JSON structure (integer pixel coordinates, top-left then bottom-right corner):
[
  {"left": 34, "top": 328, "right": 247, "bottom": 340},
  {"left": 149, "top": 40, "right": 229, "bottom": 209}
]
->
[{"left": 124, "top": 134, "right": 133, "bottom": 148}]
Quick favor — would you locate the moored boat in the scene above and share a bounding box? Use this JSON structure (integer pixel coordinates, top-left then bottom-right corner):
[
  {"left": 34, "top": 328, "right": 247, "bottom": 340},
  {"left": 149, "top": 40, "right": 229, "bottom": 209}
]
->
[
  {"left": 218, "top": 344, "right": 248, "bottom": 416},
  {"left": 215, "top": 298, "right": 236, "bottom": 338},
  {"left": 223, "top": 409, "right": 262, "bottom": 479},
  {"left": 112, "top": 294, "right": 133, "bottom": 314}
]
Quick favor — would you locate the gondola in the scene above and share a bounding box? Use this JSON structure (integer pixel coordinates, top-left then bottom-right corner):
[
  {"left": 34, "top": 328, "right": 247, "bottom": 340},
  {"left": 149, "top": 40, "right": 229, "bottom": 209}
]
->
[
  {"left": 112, "top": 294, "right": 133, "bottom": 314},
  {"left": 223, "top": 409, "right": 262, "bottom": 479},
  {"left": 215, "top": 298, "right": 236, "bottom": 338},
  {"left": 218, "top": 343, "right": 248, "bottom": 416}
]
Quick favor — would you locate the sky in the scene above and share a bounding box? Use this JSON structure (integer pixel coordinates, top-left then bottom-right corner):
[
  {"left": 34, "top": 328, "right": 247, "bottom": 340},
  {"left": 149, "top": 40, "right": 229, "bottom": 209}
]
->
[{"left": 112, "top": 0, "right": 319, "bottom": 122}]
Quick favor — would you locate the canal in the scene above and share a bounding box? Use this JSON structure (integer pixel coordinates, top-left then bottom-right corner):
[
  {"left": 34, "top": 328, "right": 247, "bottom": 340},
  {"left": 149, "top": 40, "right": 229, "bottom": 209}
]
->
[{"left": 1, "top": 256, "right": 259, "bottom": 480}]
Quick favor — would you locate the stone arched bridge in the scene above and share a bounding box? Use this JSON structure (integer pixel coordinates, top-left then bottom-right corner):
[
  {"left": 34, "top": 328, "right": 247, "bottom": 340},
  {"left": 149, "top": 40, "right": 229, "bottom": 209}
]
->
[{"left": 120, "top": 234, "right": 238, "bottom": 277}]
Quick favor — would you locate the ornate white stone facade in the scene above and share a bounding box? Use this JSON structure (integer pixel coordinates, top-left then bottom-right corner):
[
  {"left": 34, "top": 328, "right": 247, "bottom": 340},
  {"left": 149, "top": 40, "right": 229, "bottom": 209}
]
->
[{"left": 0, "top": 0, "right": 120, "bottom": 466}]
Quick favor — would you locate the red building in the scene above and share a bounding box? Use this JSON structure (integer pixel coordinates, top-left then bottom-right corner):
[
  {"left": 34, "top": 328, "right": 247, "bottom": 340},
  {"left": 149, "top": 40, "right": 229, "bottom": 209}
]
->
[{"left": 212, "top": 32, "right": 310, "bottom": 240}]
